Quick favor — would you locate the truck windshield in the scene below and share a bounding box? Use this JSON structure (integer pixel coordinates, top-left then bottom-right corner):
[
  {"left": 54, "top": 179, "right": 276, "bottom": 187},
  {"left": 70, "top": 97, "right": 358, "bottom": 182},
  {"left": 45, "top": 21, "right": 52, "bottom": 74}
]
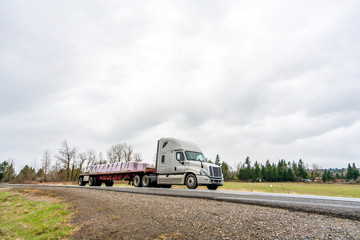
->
[{"left": 185, "top": 151, "right": 206, "bottom": 162}]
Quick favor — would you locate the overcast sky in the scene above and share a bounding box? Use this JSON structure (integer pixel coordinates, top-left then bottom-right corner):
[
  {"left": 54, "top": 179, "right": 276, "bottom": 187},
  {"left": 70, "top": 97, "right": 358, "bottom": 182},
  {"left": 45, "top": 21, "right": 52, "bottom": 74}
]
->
[{"left": 1, "top": 1, "right": 360, "bottom": 172}]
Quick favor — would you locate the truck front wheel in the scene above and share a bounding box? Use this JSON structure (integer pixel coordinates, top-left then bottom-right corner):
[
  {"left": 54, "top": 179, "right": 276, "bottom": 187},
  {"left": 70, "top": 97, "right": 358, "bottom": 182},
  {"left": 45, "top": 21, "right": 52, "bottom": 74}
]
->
[
  {"left": 207, "top": 185, "right": 218, "bottom": 190},
  {"left": 186, "top": 174, "right": 198, "bottom": 189},
  {"left": 133, "top": 175, "right": 142, "bottom": 187}
]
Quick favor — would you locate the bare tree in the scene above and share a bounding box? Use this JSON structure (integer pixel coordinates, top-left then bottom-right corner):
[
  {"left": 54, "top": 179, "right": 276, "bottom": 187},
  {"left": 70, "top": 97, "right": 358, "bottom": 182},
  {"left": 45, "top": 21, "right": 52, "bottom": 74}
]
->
[
  {"left": 42, "top": 150, "right": 51, "bottom": 182},
  {"left": 77, "top": 152, "right": 87, "bottom": 176},
  {"left": 123, "top": 144, "right": 134, "bottom": 163},
  {"left": 56, "top": 140, "right": 77, "bottom": 181},
  {"left": 133, "top": 152, "right": 143, "bottom": 162},
  {"left": 70, "top": 149, "right": 78, "bottom": 181},
  {"left": 107, "top": 144, "right": 125, "bottom": 163},
  {"left": 106, "top": 143, "right": 141, "bottom": 163},
  {"left": 98, "top": 152, "right": 107, "bottom": 164},
  {"left": 85, "top": 149, "right": 97, "bottom": 172},
  {"left": 312, "top": 164, "right": 321, "bottom": 173}
]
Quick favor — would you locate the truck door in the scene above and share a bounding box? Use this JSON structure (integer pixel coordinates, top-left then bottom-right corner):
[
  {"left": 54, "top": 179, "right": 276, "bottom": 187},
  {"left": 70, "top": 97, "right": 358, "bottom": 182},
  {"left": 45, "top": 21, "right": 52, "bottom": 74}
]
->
[{"left": 174, "top": 151, "right": 186, "bottom": 174}]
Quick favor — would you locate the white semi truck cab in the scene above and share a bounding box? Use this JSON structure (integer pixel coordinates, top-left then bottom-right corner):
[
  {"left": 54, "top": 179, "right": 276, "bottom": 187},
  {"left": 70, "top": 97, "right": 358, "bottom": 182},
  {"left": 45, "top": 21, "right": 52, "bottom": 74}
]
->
[
  {"left": 155, "top": 138, "right": 224, "bottom": 190},
  {"left": 79, "top": 138, "right": 224, "bottom": 190}
]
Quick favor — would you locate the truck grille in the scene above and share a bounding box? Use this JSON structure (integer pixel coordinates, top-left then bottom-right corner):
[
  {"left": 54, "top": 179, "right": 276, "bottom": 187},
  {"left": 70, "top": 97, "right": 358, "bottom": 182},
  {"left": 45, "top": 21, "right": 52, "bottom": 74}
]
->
[{"left": 209, "top": 166, "right": 222, "bottom": 178}]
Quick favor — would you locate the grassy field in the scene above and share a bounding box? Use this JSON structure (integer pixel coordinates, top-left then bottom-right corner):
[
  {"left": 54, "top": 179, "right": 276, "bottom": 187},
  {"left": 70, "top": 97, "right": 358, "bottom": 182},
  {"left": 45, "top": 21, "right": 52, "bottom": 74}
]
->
[
  {"left": 113, "top": 181, "right": 360, "bottom": 198},
  {"left": 219, "top": 182, "right": 360, "bottom": 198},
  {"left": 0, "top": 189, "right": 74, "bottom": 239}
]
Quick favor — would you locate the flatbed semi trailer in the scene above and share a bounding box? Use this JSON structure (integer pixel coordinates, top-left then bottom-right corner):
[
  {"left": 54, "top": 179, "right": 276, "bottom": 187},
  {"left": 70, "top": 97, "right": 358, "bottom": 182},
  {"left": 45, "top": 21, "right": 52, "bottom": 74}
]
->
[{"left": 79, "top": 138, "right": 224, "bottom": 190}]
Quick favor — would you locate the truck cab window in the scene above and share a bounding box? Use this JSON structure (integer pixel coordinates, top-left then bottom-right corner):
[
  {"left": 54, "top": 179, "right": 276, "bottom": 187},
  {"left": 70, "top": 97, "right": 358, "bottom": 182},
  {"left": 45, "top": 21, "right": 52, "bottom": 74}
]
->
[
  {"left": 185, "top": 151, "right": 206, "bottom": 162},
  {"left": 176, "top": 152, "right": 185, "bottom": 162},
  {"left": 162, "top": 142, "right": 168, "bottom": 148},
  {"left": 161, "top": 155, "right": 165, "bottom": 163}
]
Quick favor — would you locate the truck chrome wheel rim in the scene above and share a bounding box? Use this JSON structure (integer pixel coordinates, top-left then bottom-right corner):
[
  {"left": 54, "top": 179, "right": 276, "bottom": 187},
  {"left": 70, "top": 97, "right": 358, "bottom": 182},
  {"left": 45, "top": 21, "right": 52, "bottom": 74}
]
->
[{"left": 188, "top": 176, "right": 195, "bottom": 187}]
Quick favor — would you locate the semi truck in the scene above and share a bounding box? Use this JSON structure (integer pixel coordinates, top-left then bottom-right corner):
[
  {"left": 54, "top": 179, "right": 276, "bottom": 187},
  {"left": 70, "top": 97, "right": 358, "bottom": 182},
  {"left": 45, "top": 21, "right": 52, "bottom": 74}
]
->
[{"left": 78, "top": 138, "right": 224, "bottom": 190}]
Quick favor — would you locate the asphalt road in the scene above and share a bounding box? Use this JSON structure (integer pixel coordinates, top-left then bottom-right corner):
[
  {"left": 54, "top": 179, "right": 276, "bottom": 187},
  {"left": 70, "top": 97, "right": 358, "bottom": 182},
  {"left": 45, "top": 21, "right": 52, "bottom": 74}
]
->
[{"left": 3, "top": 184, "right": 360, "bottom": 220}]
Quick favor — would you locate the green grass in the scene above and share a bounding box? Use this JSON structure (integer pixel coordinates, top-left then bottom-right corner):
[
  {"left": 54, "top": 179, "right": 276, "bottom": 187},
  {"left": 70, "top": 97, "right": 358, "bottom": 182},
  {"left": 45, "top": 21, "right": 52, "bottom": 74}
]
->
[
  {"left": 113, "top": 181, "right": 360, "bottom": 198},
  {"left": 0, "top": 190, "right": 74, "bottom": 239},
  {"left": 219, "top": 182, "right": 360, "bottom": 198}
]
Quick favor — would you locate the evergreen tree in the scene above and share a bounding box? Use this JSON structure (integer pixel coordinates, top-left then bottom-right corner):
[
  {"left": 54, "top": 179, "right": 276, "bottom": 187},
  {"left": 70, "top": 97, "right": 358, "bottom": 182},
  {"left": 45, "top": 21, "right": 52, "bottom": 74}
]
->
[
  {"left": 322, "top": 170, "right": 329, "bottom": 182},
  {"left": 236, "top": 157, "right": 253, "bottom": 181},
  {"left": 0, "top": 161, "right": 9, "bottom": 182},
  {"left": 265, "top": 160, "right": 273, "bottom": 182},
  {"left": 238, "top": 164, "right": 246, "bottom": 181},
  {"left": 271, "top": 163, "right": 277, "bottom": 182},
  {"left": 260, "top": 165, "right": 266, "bottom": 181},
  {"left": 221, "top": 161, "right": 231, "bottom": 181},
  {"left": 345, "top": 163, "right": 358, "bottom": 180},
  {"left": 292, "top": 161, "right": 298, "bottom": 178},
  {"left": 17, "top": 165, "right": 36, "bottom": 182},
  {"left": 3, "top": 162, "right": 16, "bottom": 182},
  {"left": 287, "top": 168, "right": 295, "bottom": 182},
  {"left": 352, "top": 163, "right": 359, "bottom": 180},
  {"left": 335, "top": 173, "right": 341, "bottom": 179},
  {"left": 215, "top": 155, "right": 221, "bottom": 166},
  {"left": 296, "top": 159, "right": 308, "bottom": 179},
  {"left": 252, "top": 161, "right": 261, "bottom": 182},
  {"left": 346, "top": 163, "right": 352, "bottom": 180}
]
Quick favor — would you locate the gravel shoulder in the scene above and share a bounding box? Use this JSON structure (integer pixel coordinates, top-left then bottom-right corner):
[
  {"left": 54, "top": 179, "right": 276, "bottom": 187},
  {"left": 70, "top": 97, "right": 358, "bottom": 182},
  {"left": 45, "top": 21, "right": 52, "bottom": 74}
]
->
[{"left": 2, "top": 186, "right": 360, "bottom": 239}]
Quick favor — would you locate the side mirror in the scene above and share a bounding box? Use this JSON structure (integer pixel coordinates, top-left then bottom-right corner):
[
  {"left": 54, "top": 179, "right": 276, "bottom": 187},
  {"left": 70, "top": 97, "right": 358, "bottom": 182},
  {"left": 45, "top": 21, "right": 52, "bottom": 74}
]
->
[{"left": 176, "top": 152, "right": 185, "bottom": 164}]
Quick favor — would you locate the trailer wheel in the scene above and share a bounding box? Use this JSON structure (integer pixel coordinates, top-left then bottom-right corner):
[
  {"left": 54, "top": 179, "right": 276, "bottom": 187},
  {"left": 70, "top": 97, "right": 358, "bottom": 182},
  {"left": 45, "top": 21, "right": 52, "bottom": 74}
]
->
[
  {"left": 133, "top": 175, "right": 142, "bottom": 187},
  {"left": 207, "top": 185, "right": 218, "bottom": 190},
  {"left": 89, "top": 176, "right": 96, "bottom": 186},
  {"left": 105, "top": 180, "right": 114, "bottom": 187},
  {"left": 96, "top": 180, "right": 102, "bottom": 186},
  {"left": 142, "top": 175, "right": 150, "bottom": 187},
  {"left": 78, "top": 177, "right": 86, "bottom": 186},
  {"left": 186, "top": 174, "right": 198, "bottom": 189}
]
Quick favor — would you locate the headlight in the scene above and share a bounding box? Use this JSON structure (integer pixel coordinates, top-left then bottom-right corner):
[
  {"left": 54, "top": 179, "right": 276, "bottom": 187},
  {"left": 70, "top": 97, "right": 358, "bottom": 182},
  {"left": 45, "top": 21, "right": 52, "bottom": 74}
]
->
[{"left": 200, "top": 169, "right": 209, "bottom": 176}]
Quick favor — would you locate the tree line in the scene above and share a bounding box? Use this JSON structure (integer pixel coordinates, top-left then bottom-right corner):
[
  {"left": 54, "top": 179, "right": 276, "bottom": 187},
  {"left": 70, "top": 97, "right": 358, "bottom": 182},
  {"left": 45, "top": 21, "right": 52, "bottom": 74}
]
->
[
  {"left": 0, "top": 140, "right": 143, "bottom": 183},
  {"left": 1, "top": 147, "right": 359, "bottom": 184},
  {"left": 217, "top": 156, "right": 359, "bottom": 183}
]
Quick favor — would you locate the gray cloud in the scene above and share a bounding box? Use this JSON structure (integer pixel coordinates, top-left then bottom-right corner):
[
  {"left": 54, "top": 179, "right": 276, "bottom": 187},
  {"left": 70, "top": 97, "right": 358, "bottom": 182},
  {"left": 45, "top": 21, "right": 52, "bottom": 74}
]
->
[{"left": 1, "top": 0, "right": 360, "bottom": 171}]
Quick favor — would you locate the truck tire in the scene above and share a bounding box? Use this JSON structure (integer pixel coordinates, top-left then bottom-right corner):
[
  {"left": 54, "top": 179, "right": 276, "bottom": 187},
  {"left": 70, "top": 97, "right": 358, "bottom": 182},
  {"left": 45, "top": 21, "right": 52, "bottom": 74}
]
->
[
  {"left": 96, "top": 180, "right": 102, "bottom": 186},
  {"left": 89, "top": 176, "right": 96, "bottom": 186},
  {"left": 105, "top": 180, "right": 114, "bottom": 187},
  {"left": 207, "top": 185, "right": 218, "bottom": 190},
  {"left": 186, "top": 174, "right": 198, "bottom": 189},
  {"left": 133, "top": 175, "right": 142, "bottom": 187},
  {"left": 78, "top": 177, "right": 86, "bottom": 186},
  {"left": 142, "top": 175, "right": 150, "bottom": 187}
]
